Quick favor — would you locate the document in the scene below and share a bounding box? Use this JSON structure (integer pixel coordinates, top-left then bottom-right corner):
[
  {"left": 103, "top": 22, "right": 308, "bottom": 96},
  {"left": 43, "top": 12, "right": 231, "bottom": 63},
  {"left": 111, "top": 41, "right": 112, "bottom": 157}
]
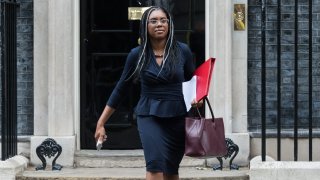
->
[{"left": 183, "top": 76, "right": 197, "bottom": 111}]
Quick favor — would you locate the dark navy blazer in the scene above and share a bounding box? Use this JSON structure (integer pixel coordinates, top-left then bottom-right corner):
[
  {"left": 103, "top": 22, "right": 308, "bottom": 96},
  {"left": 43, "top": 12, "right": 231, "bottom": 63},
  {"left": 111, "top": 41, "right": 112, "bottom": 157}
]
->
[{"left": 107, "top": 42, "right": 195, "bottom": 117}]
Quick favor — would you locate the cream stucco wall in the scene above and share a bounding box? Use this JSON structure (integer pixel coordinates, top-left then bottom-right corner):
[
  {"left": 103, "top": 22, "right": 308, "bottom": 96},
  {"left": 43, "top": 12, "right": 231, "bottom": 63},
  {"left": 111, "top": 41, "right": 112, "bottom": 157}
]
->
[
  {"left": 32, "top": 0, "right": 78, "bottom": 166},
  {"left": 206, "top": 0, "right": 249, "bottom": 166}
]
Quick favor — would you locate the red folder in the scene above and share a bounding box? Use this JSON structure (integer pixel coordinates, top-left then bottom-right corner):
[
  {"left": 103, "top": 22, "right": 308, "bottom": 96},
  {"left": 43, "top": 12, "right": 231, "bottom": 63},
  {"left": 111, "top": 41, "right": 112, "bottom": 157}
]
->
[{"left": 194, "top": 58, "right": 216, "bottom": 101}]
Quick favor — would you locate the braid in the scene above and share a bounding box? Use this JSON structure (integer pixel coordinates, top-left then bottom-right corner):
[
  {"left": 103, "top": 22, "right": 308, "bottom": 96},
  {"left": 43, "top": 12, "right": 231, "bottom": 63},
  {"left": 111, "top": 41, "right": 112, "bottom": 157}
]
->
[{"left": 157, "top": 10, "right": 179, "bottom": 77}]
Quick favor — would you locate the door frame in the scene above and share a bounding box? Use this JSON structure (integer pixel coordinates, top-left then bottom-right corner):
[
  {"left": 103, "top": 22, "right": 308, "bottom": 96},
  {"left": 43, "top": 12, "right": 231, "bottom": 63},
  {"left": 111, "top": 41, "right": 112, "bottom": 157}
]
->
[{"left": 77, "top": 0, "right": 209, "bottom": 150}]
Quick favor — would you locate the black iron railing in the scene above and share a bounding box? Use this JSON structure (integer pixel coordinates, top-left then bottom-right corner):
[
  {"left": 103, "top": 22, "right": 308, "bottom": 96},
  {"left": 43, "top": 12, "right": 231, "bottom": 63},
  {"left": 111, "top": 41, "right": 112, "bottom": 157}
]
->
[
  {"left": 260, "top": 0, "right": 314, "bottom": 161},
  {"left": 0, "top": 0, "right": 18, "bottom": 161}
]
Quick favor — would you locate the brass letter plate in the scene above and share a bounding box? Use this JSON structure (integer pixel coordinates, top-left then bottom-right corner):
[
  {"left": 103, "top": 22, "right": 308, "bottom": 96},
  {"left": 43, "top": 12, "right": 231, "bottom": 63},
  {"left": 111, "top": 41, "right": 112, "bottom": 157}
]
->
[
  {"left": 128, "top": 7, "right": 150, "bottom": 20},
  {"left": 234, "top": 4, "right": 245, "bottom": 31}
]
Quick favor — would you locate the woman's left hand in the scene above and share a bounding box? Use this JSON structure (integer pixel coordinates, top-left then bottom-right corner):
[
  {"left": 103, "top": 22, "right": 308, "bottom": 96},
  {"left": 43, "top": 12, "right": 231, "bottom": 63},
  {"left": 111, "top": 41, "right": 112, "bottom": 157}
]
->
[{"left": 191, "top": 99, "right": 203, "bottom": 108}]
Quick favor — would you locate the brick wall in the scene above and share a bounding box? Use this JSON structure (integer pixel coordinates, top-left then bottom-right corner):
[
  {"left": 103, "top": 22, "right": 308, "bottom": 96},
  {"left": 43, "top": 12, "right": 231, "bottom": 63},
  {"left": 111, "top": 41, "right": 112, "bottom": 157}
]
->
[
  {"left": 0, "top": 0, "right": 33, "bottom": 135},
  {"left": 248, "top": 0, "right": 320, "bottom": 130},
  {"left": 16, "top": 0, "right": 33, "bottom": 135}
]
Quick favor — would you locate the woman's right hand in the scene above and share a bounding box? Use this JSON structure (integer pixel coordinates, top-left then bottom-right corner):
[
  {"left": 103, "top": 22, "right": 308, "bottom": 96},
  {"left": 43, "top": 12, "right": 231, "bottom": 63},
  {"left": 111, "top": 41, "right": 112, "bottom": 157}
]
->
[
  {"left": 94, "top": 105, "right": 115, "bottom": 143},
  {"left": 94, "top": 124, "right": 107, "bottom": 143}
]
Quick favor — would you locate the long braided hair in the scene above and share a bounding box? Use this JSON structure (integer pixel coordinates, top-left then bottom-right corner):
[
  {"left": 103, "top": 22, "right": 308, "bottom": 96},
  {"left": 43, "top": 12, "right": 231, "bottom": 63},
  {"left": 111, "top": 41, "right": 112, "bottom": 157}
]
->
[{"left": 126, "top": 6, "right": 179, "bottom": 81}]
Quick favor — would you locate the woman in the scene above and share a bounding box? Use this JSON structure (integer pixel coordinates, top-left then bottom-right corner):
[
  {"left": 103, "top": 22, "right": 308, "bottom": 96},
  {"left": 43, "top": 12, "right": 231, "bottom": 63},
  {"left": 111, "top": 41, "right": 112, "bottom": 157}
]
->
[{"left": 95, "top": 6, "right": 196, "bottom": 180}]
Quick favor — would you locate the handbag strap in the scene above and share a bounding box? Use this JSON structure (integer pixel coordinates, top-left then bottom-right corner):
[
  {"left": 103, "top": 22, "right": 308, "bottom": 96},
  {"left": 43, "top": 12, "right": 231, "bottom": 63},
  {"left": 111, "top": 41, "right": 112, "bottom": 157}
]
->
[
  {"left": 195, "top": 97, "right": 215, "bottom": 120},
  {"left": 204, "top": 97, "right": 215, "bottom": 119}
]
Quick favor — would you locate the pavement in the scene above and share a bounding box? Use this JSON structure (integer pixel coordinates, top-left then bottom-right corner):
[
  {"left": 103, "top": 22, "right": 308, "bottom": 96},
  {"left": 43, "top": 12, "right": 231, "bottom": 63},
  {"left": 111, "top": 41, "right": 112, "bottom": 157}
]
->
[{"left": 16, "top": 166, "right": 249, "bottom": 180}]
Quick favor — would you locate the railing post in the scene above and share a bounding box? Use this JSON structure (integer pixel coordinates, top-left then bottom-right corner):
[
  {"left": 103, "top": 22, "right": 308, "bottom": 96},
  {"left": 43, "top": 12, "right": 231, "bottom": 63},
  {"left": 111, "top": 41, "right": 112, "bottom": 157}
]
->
[
  {"left": 261, "top": 0, "right": 267, "bottom": 162},
  {"left": 293, "top": 0, "right": 298, "bottom": 161},
  {"left": 276, "top": 0, "right": 282, "bottom": 162},
  {"left": 308, "top": 0, "right": 313, "bottom": 162},
  {"left": 0, "top": 0, "right": 18, "bottom": 161}
]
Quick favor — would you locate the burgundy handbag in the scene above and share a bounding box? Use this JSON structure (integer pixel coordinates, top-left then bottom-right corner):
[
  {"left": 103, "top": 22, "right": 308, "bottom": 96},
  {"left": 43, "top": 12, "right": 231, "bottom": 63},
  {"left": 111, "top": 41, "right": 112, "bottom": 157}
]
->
[{"left": 185, "top": 97, "right": 227, "bottom": 157}]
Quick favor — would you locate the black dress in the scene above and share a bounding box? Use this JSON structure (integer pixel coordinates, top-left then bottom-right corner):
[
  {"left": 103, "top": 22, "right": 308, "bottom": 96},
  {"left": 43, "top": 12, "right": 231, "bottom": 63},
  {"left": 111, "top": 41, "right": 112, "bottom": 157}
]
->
[{"left": 107, "top": 42, "right": 195, "bottom": 175}]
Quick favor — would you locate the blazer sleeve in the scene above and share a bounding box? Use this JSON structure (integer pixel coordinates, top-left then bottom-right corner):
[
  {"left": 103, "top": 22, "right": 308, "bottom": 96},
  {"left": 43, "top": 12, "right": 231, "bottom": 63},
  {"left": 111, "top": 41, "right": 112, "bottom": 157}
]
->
[{"left": 106, "top": 48, "right": 139, "bottom": 108}]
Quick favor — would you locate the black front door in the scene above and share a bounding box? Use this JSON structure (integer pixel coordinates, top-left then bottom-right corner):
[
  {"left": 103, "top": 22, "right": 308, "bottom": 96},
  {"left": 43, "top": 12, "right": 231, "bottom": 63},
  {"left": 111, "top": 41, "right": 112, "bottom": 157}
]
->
[{"left": 80, "top": 0, "right": 205, "bottom": 149}]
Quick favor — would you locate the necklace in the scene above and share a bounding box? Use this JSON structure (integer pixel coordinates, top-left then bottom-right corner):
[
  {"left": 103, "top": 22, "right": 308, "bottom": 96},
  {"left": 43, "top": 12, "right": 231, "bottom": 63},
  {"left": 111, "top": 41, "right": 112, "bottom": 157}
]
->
[
  {"left": 154, "top": 54, "right": 163, "bottom": 58},
  {"left": 153, "top": 49, "right": 164, "bottom": 58}
]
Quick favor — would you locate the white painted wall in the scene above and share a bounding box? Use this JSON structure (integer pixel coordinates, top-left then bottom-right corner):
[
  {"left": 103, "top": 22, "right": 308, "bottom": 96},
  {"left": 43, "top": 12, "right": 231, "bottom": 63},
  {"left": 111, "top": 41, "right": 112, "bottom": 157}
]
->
[
  {"left": 206, "top": 0, "right": 250, "bottom": 166},
  {"left": 31, "top": 0, "right": 78, "bottom": 167}
]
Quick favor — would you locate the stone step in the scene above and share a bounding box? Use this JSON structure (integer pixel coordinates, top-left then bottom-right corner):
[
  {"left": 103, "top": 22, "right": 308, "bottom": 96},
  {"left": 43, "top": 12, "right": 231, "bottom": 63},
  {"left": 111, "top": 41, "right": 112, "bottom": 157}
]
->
[
  {"left": 74, "top": 150, "right": 207, "bottom": 168},
  {"left": 16, "top": 167, "right": 249, "bottom": 180},
  {"left": 17, "top": 150, "right": 249, "bottom": 180}
]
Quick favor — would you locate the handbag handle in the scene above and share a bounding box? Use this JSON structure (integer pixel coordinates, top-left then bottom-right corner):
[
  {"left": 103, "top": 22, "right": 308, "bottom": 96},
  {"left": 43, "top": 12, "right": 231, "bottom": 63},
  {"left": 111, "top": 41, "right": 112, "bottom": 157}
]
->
[{"left": 194, "top": 97, "right": 215, "bottom": 120}]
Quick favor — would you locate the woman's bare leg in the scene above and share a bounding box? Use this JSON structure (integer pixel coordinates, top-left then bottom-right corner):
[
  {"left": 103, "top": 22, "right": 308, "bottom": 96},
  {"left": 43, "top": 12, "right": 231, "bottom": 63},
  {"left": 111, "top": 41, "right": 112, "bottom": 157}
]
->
[
  {"left": 146, "top": 171, "right": 164, "bottom": 180},
  {"left": 146, "top": 171, "right": 179, "bottom": 180},
  {"left": 164, "top": 174, "right": 179, "bottom": 180}
]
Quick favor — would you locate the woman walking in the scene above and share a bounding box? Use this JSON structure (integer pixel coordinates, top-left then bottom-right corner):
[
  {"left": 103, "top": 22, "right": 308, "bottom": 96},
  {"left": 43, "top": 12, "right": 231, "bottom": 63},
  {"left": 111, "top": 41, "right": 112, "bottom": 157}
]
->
[{"left": 95, "top": 6, "right": 196, "bottom": 180}]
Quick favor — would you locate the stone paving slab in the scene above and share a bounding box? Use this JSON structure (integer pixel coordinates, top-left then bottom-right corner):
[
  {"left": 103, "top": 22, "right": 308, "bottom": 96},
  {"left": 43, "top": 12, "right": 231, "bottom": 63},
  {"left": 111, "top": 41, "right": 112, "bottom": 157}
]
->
[{"left": 16, "top": 167, "right": 249, "bottom": 180}]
